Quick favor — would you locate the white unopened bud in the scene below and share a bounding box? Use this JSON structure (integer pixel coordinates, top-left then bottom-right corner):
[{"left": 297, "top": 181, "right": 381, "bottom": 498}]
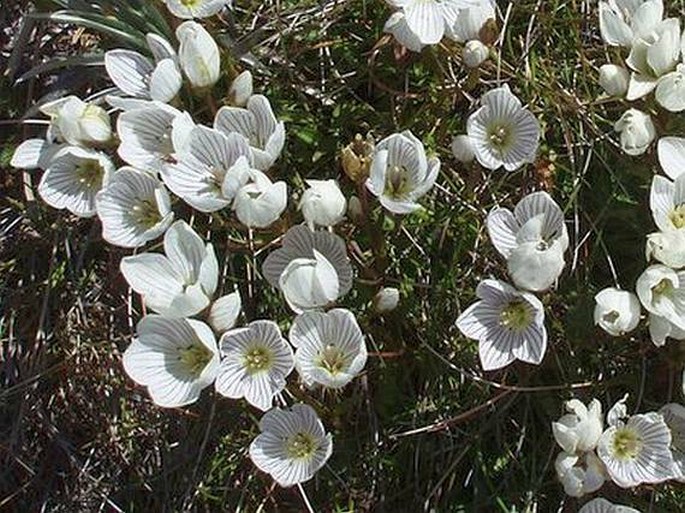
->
[
  {"left": 614, "top": 108, "right": 656, "bottom": 156},
  {"left": 299, "top": 179, "right": 347, "bottom": 228},
  {"left": 599, "top": 64, "right": 629, "bottom": 97},
  {"left": 229, "top": 70, "right": 253, "bottom": 107},
  {"left": 374, "top": 287, "right": 400, "bottom": 313},
  {"left": 451, "top": 135, "right": 475, "bottom": 163},
  {"left": 463, "top": 40, "right": 489, "bottom": 68}
]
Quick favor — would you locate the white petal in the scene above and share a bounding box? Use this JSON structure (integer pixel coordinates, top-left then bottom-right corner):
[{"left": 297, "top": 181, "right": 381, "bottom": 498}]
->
[
  {"left": 149, "top": 59, "right": 182, "bottom": 103},
  {"left": 658, "top": 136, "right": 685, "bottom": 179},
  {"left": 208, "top": 292, "right": 242, "bottom": 333},
  {"left": 104, "top": 49, "right": 153, "bottom": 98}
]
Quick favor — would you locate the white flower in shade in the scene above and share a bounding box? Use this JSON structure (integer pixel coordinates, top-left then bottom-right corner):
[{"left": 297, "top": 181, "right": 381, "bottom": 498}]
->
[
  {"left": 597, "top": 397, "right": 675, "bottom": 487},
  {"left": 625, "top": 18, "right": 681, "bottom": 101},
  {"left": 599, "top": 64, "right": 630, "bottom": 97},
  {"left": 385, "top": 0, "right": 476, "bottom": 46},
  {"left": 614, "top": 108, "right": 656, "bottom": 156},
  {"left": 123, "top": 315, "right": 220, "bottom": 408},
  {"left": 373, "top": 287, "right": 400, "bottom": 313},
  {"left": 39, "top": 96, "right": 111, "bottom": 146},
  {"left": 451, "top": 134, "right": 476, "bottom": 163},
  {"left": 650, "top": 174, "right": 685, "bottom": 233},
  {"left": 165, "top": 0, "right": 230, "bottom": 19},
  {"left": 365, "top": 130, "right": 439, "bottom": 214},
  {"left": 214, "top": 95, "right": 285, "bottom": 171},
  {"left": 555, "top": 451, "right": 606, "bottom": 498},
  {"left": 289, "top": 308, "right": 367, "bottom": 389},
  {"left": 599, "top": 0, "right": 663, "bottom": 47},
  {"left": 176, "top": 21, "right": 220, "bottom": 89},
  {"left": 105, "top": 33, "right": 182, "bottom": 103},
  {"left": 466, "top": 84, "right": 540, "bottom": 171},
  {"left": 552, "top": 399, "right": 604, "bottom": 454},
  {"left": 207, "top": 291, "right": 241, "bottom": 334},
  {"left": 646, "top": 230, "right": 685, "bottom": 269},
  {"left": 487, "top": 191, "right": 569, "bottom": 292},
  {"left": 228, "top": 70, "right": 253, "bottom": 107},
  {"left": 117, "top": 102, "right": 183, "bottom": 173},
  {"left": 463, "top": 40, "right": 489, "bottom": 68},
  {"left": 656, "top": 63, "right": 685, "bottom": 112},
  {"left": 233, "top": 170, "right": 288, "bottom": 228},
  {"left": 635, "top": 265, "right": 685, "bottom": 333},
  {"left": 38, "top": 146, "right": 114, "bottom": 217},
  {"left": 96, "top": 167, "right": 174, "bottom": 248},
  {"left": 249, "top": 404, "right": 332, "bottom": 487},
  {"left": 579, "top": 498, "right": 641, "bottom": 513},
  {"left": 214, "top": 320, "right": 294, "bottom": 411},
  {"left": 594, "top": 287, "right": 641, "bottom": 336},
  {"left": 658, "top": 136, "right": 685, "bottom": 180},
  {"left": 449, "top": 0, "right": 496, "bottom": 43},
  {"left": 299, "top": 179, "right": 347, "bottom": 229},
  {"left": 456, "top": 279, "right": 547, "bottom": 371},
  {"left": 262, "top": 225, "right": 353, "bottom": 313},
  {"left": 120, "top": 220, "right": 218, "bottom": 318},
  {"left": 659, "top": 403, "right": 685, "bottom": 481},
  {"left": 10, "top": 138, "right": 64, "bottom": 170},
  {"left": 161, "top": 125, "right": 254, "bottom": 212},
  {"left": 648, "top": 312, "right": 685, "bottom": 347},
  {"left": 383, "top": 12, "right": 425, "bottom": 53}
]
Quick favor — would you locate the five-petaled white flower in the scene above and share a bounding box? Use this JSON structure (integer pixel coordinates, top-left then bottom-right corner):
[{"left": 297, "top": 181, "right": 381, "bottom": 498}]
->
[
  {"left": 365, "top": 130, "right": 439, "bottom": 214},
  {"left": 466, "top": 84, "right": 540, "bottom": 171},
  {"left": 165, "top": 0, "right": 231, "bottom": 19},
  {"left": 176, "top": 21, "right": 221, "bottom": 90},
  {"left": 39, "top": 96, "right": 111, "bottom": 146},
  {"left": 597, "top": 396, "right": 675, "bottom": 488},
  {"left": 96, "top": 167, "right": 174, "bottom": 248},
  {"left": 487, "top": 191, "right": 569, "bottom": 292},
  {"left": 215, "top": 95, "right": 285, "bottom": 170},
  {"left": 552, "top": 398, "right": 604, "bottom": 454},
  {"left": 299, "top": 179, "right": 347, "bottom": 229},
  {"left": 289, "top": 308, "right": 367, "bottom": 389},
  {"left": 578, "top": 497, "right": 641, "bottom": 513},
  {"left": 249, "top": 404, "right": 333, "bottom": 487},
  {"left": 214, "top": 320, "right": 294, "bottom": 411},
  {"left": 456, "top": 279, "right": 547, "bottom": 371},
  {"left": 262, "top": 225, "right": 353, "bottom": 313},
  {"left": 636, "top": 265, "right": 685, "bottom": 345},
  {"left": 120, "top": 220, "right": 218, "bottom": 318},
  {"left": 123, "top": 315, "right": 220, "bottom": 408},
  {"left": 599, "top": 0, "right": 663, "bottom": 47},
  {"left": 593, "top": 287, "right": 641, "bottom": 336}
]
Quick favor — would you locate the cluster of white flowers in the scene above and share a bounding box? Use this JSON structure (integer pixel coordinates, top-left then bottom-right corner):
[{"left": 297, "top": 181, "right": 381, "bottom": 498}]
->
[{"left": 552, "top": 395, "right": 685, "bottom": 499}]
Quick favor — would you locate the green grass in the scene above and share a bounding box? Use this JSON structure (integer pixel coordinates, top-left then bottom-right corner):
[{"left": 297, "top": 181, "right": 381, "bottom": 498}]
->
[{"left": 1, "top": 0, "right": 685, "bottom": 511}]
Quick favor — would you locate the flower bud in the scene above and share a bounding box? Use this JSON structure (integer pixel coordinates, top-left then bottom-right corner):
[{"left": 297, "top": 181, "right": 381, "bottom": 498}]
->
[
  {"left": 341, "top": 133, "right": 374, "bottom": 183},
  {"left": 228, "top": 70, "right": 253, "bottom": 107},
  {"left": 463, "top": 40, "right": 489, "bottom": 68},
  {"left": 599, "top": 64, "right": 629, "bottom": 97},
  {"left": 299, "top": 179, "right": 347, "bottom": 228},
  {"left": 40, "top": 96, "right": 112, "bottom": 146},
  {"left": 593, "top": 287, "right": 641, "bottom": 336},
  {"left": 177, "top": 21, "right": 220, "bottom": 89},
  {"left": 451, "top": 135, "right": 475, "bottom": 163},
  {"left": 347, "top": 195, "right": 363, "bottom": 222},
  {"left": 614, "top": 108, "right": 656, "bottom": 156},
  {"left": 373, "top": 287, "right": 400, "bottom": 313}
]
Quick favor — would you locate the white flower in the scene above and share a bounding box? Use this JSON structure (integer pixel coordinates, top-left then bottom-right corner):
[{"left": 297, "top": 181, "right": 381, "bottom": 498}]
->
[
  {"left": 262, "top": 225, "right": 353, "bottom": 313},
  {"left": 117, "top": 102, "right": 183, "bottom": 173},
  {"left": 463, "top": 40, "right": 489, "bottom": 68},
  {"left": 648, "top": 313, "right": 685, "bottom": 347},
  {"left": 593, "top": 287, "right": 641, "bottom": 336},
  {"left": 449, "top": 1, "right": 496, "bottom": 43},
  {"left": 299, "top": 179, "right": 347, "bottom": 228},
  {"left": 215, "top": 95, "right": 285, "bottom": 170},
  {"left": 38, "top": 146, "right": 114, "bottom": 217},
  {"left": 597, "top": 399, "right": 675, "bottom": 487},
  {"left": 161, "top": 125, "right": 254, "bottom": 212},
  {"left": 552, "top": 399, "right": 604, "bottom": 454},
  {"left": 166, "top": 0, "right": 230, "bottom": 19},
  {"left": 579, "top": 498, "right": 641, "bottom": 513},
  {"left": 123, "top": 315, "right": 220, "bottom": 408},
  {"left": 10, "top": 138, "right": 63, "bottom": 170},
  {"left": 228, "top": 70, "right": 253, "bottom": 107},
  {"left": 650, "top": 174, "right": 685, "bottom": 233},
  {"left": 214, "top": 320, "right": 294, "bottom": 411},
  {"left": 659, "top": 403, "right": 685, "bottom": 481},
  {"left": 207, "top": 292, "right": 241, "bottom": 334},
  {"left": 456, "top": 279, "right": 547, "bottom": 371},
  {"left": 599, "top": 64, "right": 630, "bottom": 97},
  {"left": 233, "top": 170, "right": 288, "bottom": 228},
  {"left": 635, "top": 264, "right": 685, "bottom": 332},
  {"left": 120, "top": 220, "right": 218, "bottom": 318},
  {"left": 365, "top": 130, "right": 439, "bottom": 214},
  {"left": 658, "top": 136, "right": 685, "bottom": 180},
  {"left": 656, "top": 63, "right": 685, "bottom": 112},
  {"left": 383, "top": 12, "right": 425, "bottom": 53},
  {"left": 96, "top": 167, "right": 174, "bottom": 248},
  {"left": 249, "top": 404, "right": 332, "bottom": 487},
  {"left": 466, "top": 84, "right": 540, "bottom": 171},
  {"left": 105, "top": 34, "right": 182, "bottom": 103},
  {"left": 625, "top": 18, "right": 681, "bottom": 101},
  {"left": 373, "top": 287, "right": 400, "bottom": 313},
  {"left": 39, "top": 96, "right": 111, "bottom": 146},
  {"left": 646, "top": 230, "right": 685, "bottom": 268},
  {"left": 555, "top": 451, "right": 606, "bottom": 498},
  {"left": 451, "top": 134, "right": 476, "bottom": 163},
  {"left": 599, "top": 0, "right": 663, "bottom": 47},
  {"left": 290, "top": 308, "right": 367, "bottom": 389},
  {"left": 176, "top": 21, "right": 220, "bottom": 89},
  {"left": 386, "top": 0, "right": 472, "bottom": 46},
  {"left": 486, "top": 191, "right": 569, "bottom": 292},
  {"left": 614, "top": 108, "right": 656, "bottom": 156}
]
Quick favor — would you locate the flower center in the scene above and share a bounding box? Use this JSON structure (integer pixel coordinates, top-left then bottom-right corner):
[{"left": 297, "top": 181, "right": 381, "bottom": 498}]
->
[
  {"left": 178, "top": 343, "right": 212, "bottom": 377},
  {"left": 487, "top": 123, "right": 512, "bottom": 152},
  {"left": 131, "top": 199, "right": 162, "bottom": 229},
  {"left": 181, "top": 0, "right": 201, "bottom": 6},
  {"left": 317, "top": 344, "right": 347, "bottom": 375},
  {"left": 243, "top": 345, "right": 273, "bottom": 374},
  {"left": 385, "top": 165, "right": 411, "bottom": 199},
  {"left": 612, "top": 427, "right": 643, "bottom": 460},
  {"left": 75, "top": 159, "right": 104, "bottom": 189},
  {"left": 669, "top": 205, "right": 685, "bottom": 229},
  {"left": 602, "top": 310, "right": 620, "bottom": 324},
  {"left": 285, "top": 432, "right": 319, "bottom": 459},
  {"left": 652, "top": 278, "right": 673, "bottom": 298},
  {"left": 499, "top": 300, "right": 532, "bottom": 331}
]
